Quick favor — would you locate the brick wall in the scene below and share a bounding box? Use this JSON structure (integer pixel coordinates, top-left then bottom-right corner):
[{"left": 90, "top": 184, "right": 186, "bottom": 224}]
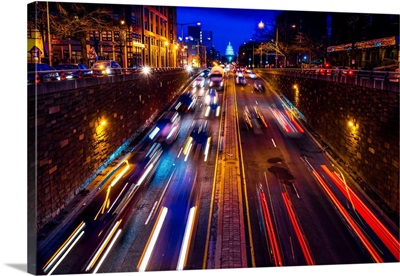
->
[{"left": 28, "top": 71, "right": 189, "bottom": 228}]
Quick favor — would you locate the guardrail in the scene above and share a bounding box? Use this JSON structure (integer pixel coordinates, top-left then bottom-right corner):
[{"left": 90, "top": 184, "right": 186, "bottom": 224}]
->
[
  {"left": 258, "top": 68, "right": 400, "bottom": 92},
  {"left": 27, "top": 67, "right": 196, "bottom": 85}
]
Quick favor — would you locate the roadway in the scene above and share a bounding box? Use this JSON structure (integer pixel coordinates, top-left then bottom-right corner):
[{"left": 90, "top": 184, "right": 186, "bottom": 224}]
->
[{"left": 36, "top": 68, "right": 400, "bottom": 275}]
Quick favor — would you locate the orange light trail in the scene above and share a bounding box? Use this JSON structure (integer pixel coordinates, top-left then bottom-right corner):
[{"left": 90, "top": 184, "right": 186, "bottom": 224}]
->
[
  {"left": 284, "top": 110, "right": 304, "bottom": 133},
  {"left": 321, "top": 165, "right": 400, "bottom": 261},
  {"left": 259, "top": 191, "right": 283, "bottom": 266},
  {"left": 281, "top": 192, "right": 314, "bottom": 265},
  {"left": 312, "top": 170, "right": 384, "bottom": 263}
]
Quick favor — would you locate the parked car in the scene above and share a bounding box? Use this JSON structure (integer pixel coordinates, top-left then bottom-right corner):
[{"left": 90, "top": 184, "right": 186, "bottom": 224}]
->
[
  {"left": 55, "top": 63, "right": 92, "bottom": 79},
  {"left": 27, "top": 63, "right": 60, "bottom": 83},
  {"left": 91, "top": 60, "right": 122, "bottom": 76}
]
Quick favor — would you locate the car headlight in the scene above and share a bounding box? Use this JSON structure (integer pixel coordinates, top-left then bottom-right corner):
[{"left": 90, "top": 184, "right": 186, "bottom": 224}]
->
[{"left": 106, "top": 68, "right": 111, "bottom": 74}]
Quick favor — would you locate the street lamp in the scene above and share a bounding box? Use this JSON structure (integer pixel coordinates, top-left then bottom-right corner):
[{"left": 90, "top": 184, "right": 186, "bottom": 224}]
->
[
  {"left": 177, "top": 22, "right": 201, "bottom": 67},
  {"left": 120, "top": 20, "right": 128, "bottom": 68}
]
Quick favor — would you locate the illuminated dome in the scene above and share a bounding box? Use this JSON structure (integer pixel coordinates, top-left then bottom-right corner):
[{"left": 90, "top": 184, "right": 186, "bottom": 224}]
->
[
  {"left": 225, "top": 42, "right": 235, "bottom": 62},
  {"left": 225, "top": 42, "right": 234, "bottom": 56}
]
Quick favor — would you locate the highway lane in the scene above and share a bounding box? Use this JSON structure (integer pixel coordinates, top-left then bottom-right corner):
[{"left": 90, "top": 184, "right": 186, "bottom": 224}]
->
[
  {"left": 37, "top": 140, "right": 164, "bottom": 274},
  {"left": 97, "top": 82, "right": 222, "bottom": 272},
  {"left": 235, "top": 70, "right": 389, "bottom": 266}
]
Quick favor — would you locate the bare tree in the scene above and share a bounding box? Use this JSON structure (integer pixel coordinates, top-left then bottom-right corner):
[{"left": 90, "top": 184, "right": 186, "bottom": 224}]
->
[
  {"left": 28, "top": 2, "right": 50, "bottom": 60},
  {"left": 51, "top": 3, "right": 115, "bottom": 66},
  {"left": 288, "top": 31, "right": 324, "bottom": 66},
  {"left": 37, "top": 3, "right": 114, "bottom": 66}
]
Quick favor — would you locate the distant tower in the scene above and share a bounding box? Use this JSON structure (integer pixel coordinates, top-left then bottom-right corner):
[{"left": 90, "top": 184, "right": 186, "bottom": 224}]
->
[{"left": 225, "top": 42, "right": 235, "bottom": 62}]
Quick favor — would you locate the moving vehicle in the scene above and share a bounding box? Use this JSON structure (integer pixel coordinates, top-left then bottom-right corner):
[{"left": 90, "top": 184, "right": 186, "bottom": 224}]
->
[
  {"left": 253, "top": 79, "right": 265, "bottom": 92},
  {"left": 208, "top": 65, "right": 225, "bottom": 90},
  {"left": 148, "top": 111, "right": 181, "bottom": 144},
  {"left": 205, "top": 89, "right": 218, "bottom": 107},
  {"left": 193, "top": 76, "right": 205, "bottom": 87},
  {"left": 236, "top": 75, "right": 246, "bottom": 85},
  {"left": 183, "top": 120, "right": 212, "bottom": 161},
  {"left": 174, "top": 91, "right": 198, "bottom": 113},
  {"left": 243, "top": 105, "right": 268, "bottom": 133}
]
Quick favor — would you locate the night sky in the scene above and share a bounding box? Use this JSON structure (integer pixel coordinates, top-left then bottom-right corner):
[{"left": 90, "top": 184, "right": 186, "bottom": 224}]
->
[{"left": 176, "top": 6, "right": 281, "bottom": 55}]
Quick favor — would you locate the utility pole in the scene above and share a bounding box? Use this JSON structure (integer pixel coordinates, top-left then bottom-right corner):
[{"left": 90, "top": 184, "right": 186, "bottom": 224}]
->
[{"left": 47, "top": 2, "right": 52, "bottom": 66}]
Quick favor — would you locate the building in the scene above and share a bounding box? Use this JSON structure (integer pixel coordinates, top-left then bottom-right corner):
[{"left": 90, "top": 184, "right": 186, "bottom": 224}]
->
[
  {"left": 224, "top": 42, "right": 235, "bottom": 63},
  {"left": 275, "top": 10, "right": 400, "bottom": 68},
  {"left": 327, "top": 36, "right": 400, "bottom": 70},
  {"left": 27, "top": 3, "right": 178, "bottom": 68}
]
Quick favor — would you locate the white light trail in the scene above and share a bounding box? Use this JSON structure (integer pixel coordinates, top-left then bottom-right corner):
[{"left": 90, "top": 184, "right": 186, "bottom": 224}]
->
[
  {"left": 177, "top": 206, "right": 197, "bottom": 270},
  {"left": 177, "top": 147, "right": 183, "bottom": 158},
  {"left": 271, "top": 139, "right": 276, "bottom": 148},
  {"left": 110, "top": 164, "right": 130, "bottom": 187},
  {"left": 137, "top": 163, "right": 154, "bottom": 186},
  {"left": 204, "top": 137, "right": 211, "bottom": 162},
  {"left": 149, "top": 127, "right": 160, "bottom": 140},
  {"left": 43, "top": 222, "right": 86, "bottom": 273},
  {"left": 107, "top": 182, "right": 129, "bottom": 213},
  {"left": 86, "top": 220, "right": 122, "bottom": 272},
  {"left": 166, "top": 126, "right": 177, "bottom": 140},
  {"left": 145, "top": 201, "right": 158, "bottom": 225},
  {"left": 47, "top": 231, "right": 85, "bottom": 275},
  {"left": 204, "top": 106, "right": 211, "bottom": 117},
  {"left": 138, "top": 207, "right": 168, "bottom": 272},
  {"left": 184, "top": 143, "right": 193, "bottom": 162},
  {"left": 216, "top": 106, "right": 221, "bottom": 117},
  {"left": 92, "top": 229, "right": 122, "bottom": 274}
]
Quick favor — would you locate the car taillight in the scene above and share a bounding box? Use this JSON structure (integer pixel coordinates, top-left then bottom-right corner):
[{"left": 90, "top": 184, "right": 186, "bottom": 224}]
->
[{"left": 36, "top": 73, "right": 41, "bottom": 83}]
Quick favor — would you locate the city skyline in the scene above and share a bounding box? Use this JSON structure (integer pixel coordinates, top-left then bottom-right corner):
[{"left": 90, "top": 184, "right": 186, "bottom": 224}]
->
[{"left": 177, "top": 5, "right": 280, "bottom": 54}]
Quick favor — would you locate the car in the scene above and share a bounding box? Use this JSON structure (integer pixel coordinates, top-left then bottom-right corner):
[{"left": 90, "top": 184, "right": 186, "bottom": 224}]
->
[
  {"left": 193, "top": 76, "right": 205, "bottom": 88},
  {"left": 253, "top": 79, "right": 265, "bottom": 92},
  {"left": 336, "top": 66, "right": 354, "bottom": 77},
  {"left": 205, "top": 89, "right": 218, "bottom": 107},
  {"left": 91, "top": 60, "right": 122, "bottom": 76},
  {"left": 190, "top": 120, "right": 211, "bottom": 145},
  {"left": 243, "top": 105, "right": 268, "bottom": 132},
  {"left": 236, "top": 75, "right": 246, "bottom": 85},
  {"left": 54, "top": 63, "right": 92, "bottom": 79},
  {"left": 148, "top": 111, "right": 181, "bottom": 144},
  {"left": 200, "top": 69, "right": 210, "bottom": 78},
  {"left": 174, "top": 91, "right": 197, "bottom": 113},
  {"left": 182, "top": 119, "right": 212, "bottom": 161},
  {"left": 248, "top": 72, "right": 257, "bottom": 79},
  {"left": 27, "top": 62, "right": 60, "bottom": 83}
]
